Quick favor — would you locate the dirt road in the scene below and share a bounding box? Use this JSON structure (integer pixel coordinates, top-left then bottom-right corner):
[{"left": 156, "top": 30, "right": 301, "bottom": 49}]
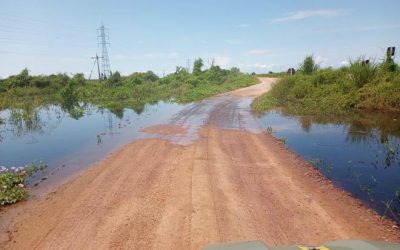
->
[{"left": 1, "top": 78, "right": 399, "bottom": 249}]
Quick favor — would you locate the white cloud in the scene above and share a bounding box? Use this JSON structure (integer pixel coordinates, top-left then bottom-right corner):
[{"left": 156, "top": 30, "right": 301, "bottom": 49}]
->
[
  {"left": 214, "top": 56, "right": 231, "bottom": 68},
  {"left": 314, "top": 24, "right": 400, "bottom": 33},
  {"left": 315, "top": 55, "right": 328, "bottom": 65},
  {"left": 340, "top": 60, "right": 350, "bottom": 66},
  {"left": 273, "top": 9, "right": 345, "bottom": 22},
  {"left": 238, "top": 63, "right": 282, "bottom": 73}
]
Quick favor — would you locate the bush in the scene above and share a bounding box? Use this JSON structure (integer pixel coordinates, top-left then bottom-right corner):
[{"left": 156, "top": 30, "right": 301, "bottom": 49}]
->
[
  {"left": 32, "top": 76, "right": 51, "bottom": 88},
  {"left": 193, "top": 58, "right": 204, "bottom": 76},
  {"left": 348, "top": 59, "right": 377, "bottom": 87},
  {"left": 106, "top": 71, "right": 122, "bottom": 87},
  {"left": 253, "top": 55, "right": 400, "bottom": 115},
  {"left": 71, "top": 73, "right": 86, "bottom": 85},
  {"left": 299, "top": 55, "right": 318, "bottom": 75}
]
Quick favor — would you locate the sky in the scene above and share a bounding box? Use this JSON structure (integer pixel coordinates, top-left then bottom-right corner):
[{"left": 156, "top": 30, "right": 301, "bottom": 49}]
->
[{"left": 0, "top": 0, "right": 399, "bottom": 78}]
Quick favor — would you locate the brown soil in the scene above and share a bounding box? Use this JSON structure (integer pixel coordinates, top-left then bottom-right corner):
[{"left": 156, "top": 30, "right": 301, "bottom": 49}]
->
[
  {"left": 1, "top": 78, "right": 399, "bottom": 249},
  {"left": 142, "top": 124, "right": 188, "bottom": 135}
]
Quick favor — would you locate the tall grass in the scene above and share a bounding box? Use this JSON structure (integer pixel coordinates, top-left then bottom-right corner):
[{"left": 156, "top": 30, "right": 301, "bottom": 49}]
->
[{"left": 252, "top": 56, "right": 400, "bottom": 115}]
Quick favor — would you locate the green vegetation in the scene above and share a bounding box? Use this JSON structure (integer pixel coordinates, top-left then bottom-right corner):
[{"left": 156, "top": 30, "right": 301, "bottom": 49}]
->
[
  {"left": 257, "top": 71, "right": 286, "bottom": 78},
  {"left": 253, "top": 55, "right": 400, "bottom": 115},
  {"left": 0, "top": 60, "right": 257, "bottom": 206},
  {"left": 0, "top": 59, "right": 258, "bottom": 115},
  {"left": 0, "top": 163, "right": 47, "bottom": 206}
]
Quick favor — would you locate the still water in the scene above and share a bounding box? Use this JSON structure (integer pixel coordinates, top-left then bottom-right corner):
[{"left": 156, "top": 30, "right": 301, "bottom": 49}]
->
[
  {"left": 0, "top": 102, "right": 186, "bottom": 184},
  {"left": 258, "top": 110, "right": 400, "bottom": 222},
  {"left": 0, "top": 101, "right": 399, "bottom": 222}
]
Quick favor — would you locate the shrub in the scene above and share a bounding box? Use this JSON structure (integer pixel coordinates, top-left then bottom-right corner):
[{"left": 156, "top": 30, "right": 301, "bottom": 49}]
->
[
  {"left": 106, "top": 71, "right": 122, "bottom": 87},
  {"left": 193, "top": 58, "right": 204, "bottom": 76},
  {"left": 348, "top": 59, "right": 377, "bottom": 87},
  {"left": 71, "top": 73, "right": 86, "bottom": 85},
  {"left": 299, "top": 55, "right": 318, "bottom": 75},
  {"left": 32, "top": 76, "right": 51, "bottom": 88}
]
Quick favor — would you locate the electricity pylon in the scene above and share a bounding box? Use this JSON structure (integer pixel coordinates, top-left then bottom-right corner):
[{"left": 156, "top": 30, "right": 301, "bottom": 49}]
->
[{"left": 97, "top": 22, "right": 112, "bottom": 79}]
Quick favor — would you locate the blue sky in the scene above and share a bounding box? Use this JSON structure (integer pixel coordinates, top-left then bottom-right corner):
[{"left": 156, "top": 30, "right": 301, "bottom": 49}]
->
[{"left": 0, "top": 0, "right": 399, "bottom": 77}]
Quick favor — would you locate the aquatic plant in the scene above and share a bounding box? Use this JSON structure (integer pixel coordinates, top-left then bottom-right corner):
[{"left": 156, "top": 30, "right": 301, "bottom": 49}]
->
[
  {"left": 277, "top": 138, "right": 286, "bottom": 144},
  {"left": 0, "top": 163, "right": 47, "bottom": 206},
  {"left": 265, "top": 126, "right": 273, "bottom": 134}
]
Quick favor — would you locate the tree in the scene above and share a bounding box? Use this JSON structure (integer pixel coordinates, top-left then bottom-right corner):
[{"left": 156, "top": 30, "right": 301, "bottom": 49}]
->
[
  {"left": 106, "top": 71, "right": 122, "bottom": 86},
  {"left": 71, "top": 73, "right": 86, "bottom": 85},
  {"left": 9, "top": 68, "right": 32, "bottom": 88},
  {"left": 32, "top": 76, "right": 51, "bottom": 88},
  {"left": 299, "top": 55, "right": 318, "bottom": 75},
  {"left": 193, "top": 58, "right": 204, "bottom": 75}
]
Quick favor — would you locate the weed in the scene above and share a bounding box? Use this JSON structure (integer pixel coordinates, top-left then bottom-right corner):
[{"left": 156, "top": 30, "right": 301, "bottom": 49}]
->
[
  {"left": 0, "top": 163, "right": 47, "bottom": 206},
  {"left": 265, "top": 126, "right": 273, "bottom": 134}
]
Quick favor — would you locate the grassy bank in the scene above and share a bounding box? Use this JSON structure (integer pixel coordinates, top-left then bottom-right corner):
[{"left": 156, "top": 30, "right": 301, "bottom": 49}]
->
[
  {"left": 252, "top": 56, "right": 400, "bottom": 115},
  {"left": 0, "top": 60, "right": 258, "bottom": 113}
]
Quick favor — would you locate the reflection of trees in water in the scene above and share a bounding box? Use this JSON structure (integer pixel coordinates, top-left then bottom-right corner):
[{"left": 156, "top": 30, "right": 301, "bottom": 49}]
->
[
  {"left": 298, "top": 116, "right": 312, "bottom": 132},
  {"left": 278, "top": 109, "right": 400, "bottom": 223},
  {"left": 8, "top": 108, "right": 44, "bottom": 137},
  {"left": 1, "top": 105, "right": 65, "bottom": 140},
  {"left": 60, "top": 100, "right": 85, "bottom": 120}
]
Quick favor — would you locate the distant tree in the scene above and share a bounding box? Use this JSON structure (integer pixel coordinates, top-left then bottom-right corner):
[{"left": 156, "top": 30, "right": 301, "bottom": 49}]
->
[
  {"left": 71, "top": 73, "right": 86, "bottom": 85},
  {"left": 193, "top": 58, "right": 204, "bottom": 75},
  {"left": 143, "top": 71, "right": 159, "bottom": 82},
  {"left": 299, "top": 55, "right": 318, "bottom": 75},
  {"left": 32, "top": 76, "right": 51, "bottom": 88},
  {"left": 9, "top": 68, "right": 32, "bottom": 88},
  {"left": 106, "top": 71, "right": 122, "bottom": 86},
  {"left": 49, "top": 73, "right": 70, "bottom": 88},
  {"left": 175, "top": 66, "right": 188, "bottom": 74},
  {"left": 230, "top": 67, "right": 241, "bottom": 75}
]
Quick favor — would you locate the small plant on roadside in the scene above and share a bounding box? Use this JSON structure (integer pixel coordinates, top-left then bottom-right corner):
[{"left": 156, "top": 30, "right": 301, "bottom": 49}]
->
[
  {"left": 278, "top": 138, "right": 286, "bottom": 144},
  {"left": 0, "top": 163, "right": 47, "bottom": 206},
  {"left": 265, "top": 126, "right": 273, "bottom": 134}
]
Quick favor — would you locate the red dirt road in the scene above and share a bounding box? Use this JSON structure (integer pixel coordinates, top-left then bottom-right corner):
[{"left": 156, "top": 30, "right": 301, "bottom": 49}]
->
[{"left": 1, "top": 78, "right": 399, "bottom": 249}]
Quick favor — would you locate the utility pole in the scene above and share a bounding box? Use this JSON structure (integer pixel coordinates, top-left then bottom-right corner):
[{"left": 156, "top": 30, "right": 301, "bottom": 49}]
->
[
  {"left": 97, "top": 22, "right": 112, "bottom": 79},
  {"left": 89, "top": 54, "right": 103, "bottom": 81}
]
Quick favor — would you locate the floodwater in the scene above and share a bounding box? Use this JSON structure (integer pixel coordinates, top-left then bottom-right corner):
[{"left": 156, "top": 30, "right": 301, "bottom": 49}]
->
[
  {"left": 0, "top": 102, "right": 186, "bottom": 187},
  {"left": 0, "top": 99, "right": 399, "bottom": 222},
  {"left": 258, "top": 110, "right": 400, "bottom": 222}
]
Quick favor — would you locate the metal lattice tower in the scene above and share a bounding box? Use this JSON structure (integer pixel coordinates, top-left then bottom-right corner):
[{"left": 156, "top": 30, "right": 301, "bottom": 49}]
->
[{"left": 97, "top": 23, "right": 112, "bottom": 79}]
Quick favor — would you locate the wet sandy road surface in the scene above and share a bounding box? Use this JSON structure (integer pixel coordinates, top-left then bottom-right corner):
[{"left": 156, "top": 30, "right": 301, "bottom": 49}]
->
[{"left": 1, "top": 78, "right": 399, "bottom": 249}]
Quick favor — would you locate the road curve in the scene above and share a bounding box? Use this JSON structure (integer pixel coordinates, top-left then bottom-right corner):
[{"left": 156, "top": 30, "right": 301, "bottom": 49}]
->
[{"left": 1, "top": 78, "right": 399, "bottom": 249}]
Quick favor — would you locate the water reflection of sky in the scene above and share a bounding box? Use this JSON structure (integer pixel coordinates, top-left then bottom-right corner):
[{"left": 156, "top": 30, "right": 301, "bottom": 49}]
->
[
  {"left": 1, "top": 103, "right": 399, "bottom": 222},
  {"left": 0, "top": 101, "right": 185, "bottom": 169},
  {"left": 258, "top": 110, "right": 400, "bottom": 222}
]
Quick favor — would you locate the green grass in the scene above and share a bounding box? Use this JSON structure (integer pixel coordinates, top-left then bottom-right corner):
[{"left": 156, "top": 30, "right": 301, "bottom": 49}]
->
[
  {"left": 0, "top": 65, "right": 258, "bottom": 112},
  {"left": 252, "top": 57, "right": 400, "bottom": 115}
]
